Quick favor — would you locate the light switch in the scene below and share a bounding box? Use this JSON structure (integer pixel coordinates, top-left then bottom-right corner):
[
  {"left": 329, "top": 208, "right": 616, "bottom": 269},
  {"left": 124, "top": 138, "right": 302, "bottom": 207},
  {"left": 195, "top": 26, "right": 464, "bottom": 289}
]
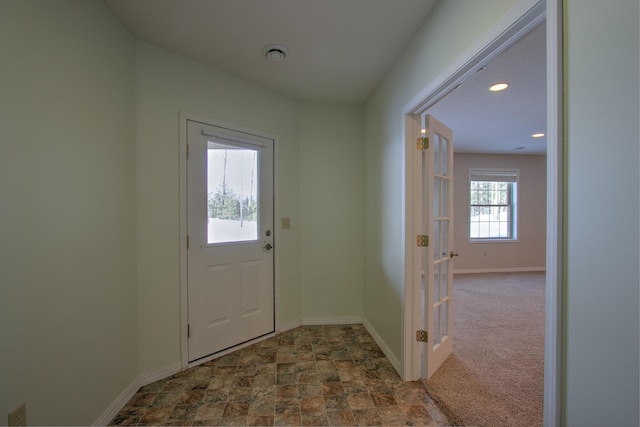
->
[{"left": 281, "top": 217, "right": 291, "bottom": 229}]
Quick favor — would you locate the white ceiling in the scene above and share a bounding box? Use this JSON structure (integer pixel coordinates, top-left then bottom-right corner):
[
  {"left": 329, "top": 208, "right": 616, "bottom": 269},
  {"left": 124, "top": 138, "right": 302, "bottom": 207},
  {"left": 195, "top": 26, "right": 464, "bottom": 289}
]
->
[
  {"left": 103, "top": 0, "right": 438, "bottom": 103},
  {"left": 103, "top": 0, "right": 546, "bottom": 154},
  {"left": 427, "top": 21, "right": 547, "bottom": 155}
]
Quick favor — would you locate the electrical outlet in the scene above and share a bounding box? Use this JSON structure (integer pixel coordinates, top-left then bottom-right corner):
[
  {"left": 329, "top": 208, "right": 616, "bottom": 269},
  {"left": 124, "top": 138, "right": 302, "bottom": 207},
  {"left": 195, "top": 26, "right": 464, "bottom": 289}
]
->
[
  {"left": 8, "top": 403, "right": 26, "bottom": 427},
  {"left": 281, "top": 217, "right": 291, "bottom": 229}
]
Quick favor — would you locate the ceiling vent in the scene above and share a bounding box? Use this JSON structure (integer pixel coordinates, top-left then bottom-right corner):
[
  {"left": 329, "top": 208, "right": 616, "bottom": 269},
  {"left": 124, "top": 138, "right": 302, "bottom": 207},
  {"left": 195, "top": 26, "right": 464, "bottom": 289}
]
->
[{"left": 263, "top": 44, "right": 288, "bottom": 61}]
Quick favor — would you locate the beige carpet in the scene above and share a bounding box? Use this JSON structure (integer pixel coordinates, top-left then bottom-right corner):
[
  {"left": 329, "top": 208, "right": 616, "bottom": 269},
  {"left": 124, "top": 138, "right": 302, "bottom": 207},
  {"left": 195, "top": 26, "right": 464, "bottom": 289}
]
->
[{"left": 423, "top": 272, "right": 545, "bottom": 427}]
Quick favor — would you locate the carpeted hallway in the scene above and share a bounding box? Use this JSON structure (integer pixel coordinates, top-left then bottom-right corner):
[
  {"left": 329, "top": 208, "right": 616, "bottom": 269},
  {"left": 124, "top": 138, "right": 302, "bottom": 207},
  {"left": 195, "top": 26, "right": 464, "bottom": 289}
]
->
[{"left": 423, "top": 272, "right": 545, "bottom": 427}]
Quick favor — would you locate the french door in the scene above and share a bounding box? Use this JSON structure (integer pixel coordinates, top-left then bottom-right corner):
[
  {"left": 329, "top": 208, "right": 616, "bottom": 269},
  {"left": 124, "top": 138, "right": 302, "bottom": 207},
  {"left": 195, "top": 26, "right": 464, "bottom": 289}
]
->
[
  {"left": 419, "top": 115, "right": 456, "bottom": 379},
  {"left": 186, "top": 120, "right": 274, "bottom": 362}
]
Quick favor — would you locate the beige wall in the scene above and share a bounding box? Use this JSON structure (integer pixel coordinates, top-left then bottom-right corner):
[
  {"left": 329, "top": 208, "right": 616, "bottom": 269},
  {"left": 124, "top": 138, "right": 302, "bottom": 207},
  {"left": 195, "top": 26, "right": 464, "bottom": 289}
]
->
[
  {"left": 452, "top": 153, "right": 546, "bottom": 272},
  {"left": 299, "top": 102, "right": 365, "bottom": 323},
  {"left": 365, "top": 0, "right": 639, "bottom": 423},
  {"left": 135, "top": 42, "right": 302, "bottom": 375},
  {"left": 564, "top": 0, "right": 639, "bottom": 424},
  {"left": 363, "top": 0, "right": 522, "bottom": 362},
  {"left": 0, "top": 1, "right": 138, "bottom": 424},
  {"left": 135, "top": 44, "right": 367, "bottom": 374},
  {"left": 2, "top": 0, "right": 638, "bottom": 424}
]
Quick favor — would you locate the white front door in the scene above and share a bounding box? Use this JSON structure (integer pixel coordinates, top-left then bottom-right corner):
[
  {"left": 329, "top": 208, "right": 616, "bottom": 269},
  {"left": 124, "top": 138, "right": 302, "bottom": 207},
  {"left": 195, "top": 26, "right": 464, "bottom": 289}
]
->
[
  {"left": 421, "top": 115, "right": 455, "bottom": 379},
  {"left": 187, "top": 120, "right": 275, "bottom": 363}
]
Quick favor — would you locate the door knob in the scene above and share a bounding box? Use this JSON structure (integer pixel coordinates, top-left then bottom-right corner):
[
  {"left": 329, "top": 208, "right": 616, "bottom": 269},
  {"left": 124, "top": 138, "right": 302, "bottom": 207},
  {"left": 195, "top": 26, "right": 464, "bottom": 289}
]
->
[
  {"left": 264, "top": 243, "right": 273, "bottom": 251},
  {"left": 450, "top": 250, "right": 459, "bottom": 258}
]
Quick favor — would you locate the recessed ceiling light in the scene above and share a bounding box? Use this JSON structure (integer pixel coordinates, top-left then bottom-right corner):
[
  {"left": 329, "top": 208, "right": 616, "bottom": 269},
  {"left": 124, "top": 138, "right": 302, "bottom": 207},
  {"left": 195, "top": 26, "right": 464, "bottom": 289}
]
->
[
  {"left": 489, "top": 82, "right": 509, "bottom": 92},
  {"left": 532, "top": 133, "right": 545, "bottom": 138},
  {"left": 263, "top": 44, "right": 288, "bottom": 61}
]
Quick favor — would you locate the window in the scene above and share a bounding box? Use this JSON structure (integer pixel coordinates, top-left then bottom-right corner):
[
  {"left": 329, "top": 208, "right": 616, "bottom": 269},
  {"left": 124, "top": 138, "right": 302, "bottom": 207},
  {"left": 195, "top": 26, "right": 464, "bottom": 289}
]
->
[{"left": 469, "top": 169, "right": 518, "bottom": 241}]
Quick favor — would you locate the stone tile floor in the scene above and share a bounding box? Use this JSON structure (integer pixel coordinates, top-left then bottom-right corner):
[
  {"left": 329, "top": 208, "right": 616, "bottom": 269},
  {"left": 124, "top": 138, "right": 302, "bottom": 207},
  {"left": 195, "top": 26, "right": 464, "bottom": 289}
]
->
[{"left": 110, "top": 324, "right": 449, "bottom": 426}]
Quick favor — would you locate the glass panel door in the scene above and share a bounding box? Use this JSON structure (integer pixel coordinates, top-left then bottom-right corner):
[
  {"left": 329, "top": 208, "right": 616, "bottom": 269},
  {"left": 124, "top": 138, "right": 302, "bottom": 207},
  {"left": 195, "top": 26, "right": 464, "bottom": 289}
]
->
[
  {"left": 187, "top": 119, "right": 275, "bottom": 362},
  {"left": 423, "top": 114, "right": 455, "bottom": 379}
]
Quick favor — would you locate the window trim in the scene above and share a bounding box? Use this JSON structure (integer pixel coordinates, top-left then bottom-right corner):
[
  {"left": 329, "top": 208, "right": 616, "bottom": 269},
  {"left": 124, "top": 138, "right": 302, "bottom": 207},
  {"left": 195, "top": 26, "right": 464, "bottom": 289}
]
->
[{"left": 468, "top": 168, "right": 519, "bottom": 243}]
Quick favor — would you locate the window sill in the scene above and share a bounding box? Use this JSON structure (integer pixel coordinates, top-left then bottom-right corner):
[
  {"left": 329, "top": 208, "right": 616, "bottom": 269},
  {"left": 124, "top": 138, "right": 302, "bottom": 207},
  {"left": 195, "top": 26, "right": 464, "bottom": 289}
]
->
[{"left": 468, "top": 238, "right": 519, "bottom": 244}]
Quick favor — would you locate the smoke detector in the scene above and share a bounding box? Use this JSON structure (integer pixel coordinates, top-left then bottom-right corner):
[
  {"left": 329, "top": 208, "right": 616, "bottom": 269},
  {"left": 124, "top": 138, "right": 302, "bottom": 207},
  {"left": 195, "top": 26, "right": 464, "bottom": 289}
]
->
[{"left": 263, "top": 44, "right": 288, "bottom": 61}]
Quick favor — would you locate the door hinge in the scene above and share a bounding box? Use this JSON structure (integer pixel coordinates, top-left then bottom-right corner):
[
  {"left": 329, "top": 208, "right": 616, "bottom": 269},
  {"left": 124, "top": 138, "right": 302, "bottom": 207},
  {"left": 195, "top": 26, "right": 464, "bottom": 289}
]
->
[
  {"left": 417, "top": 137, "right": 429, "bottom": 150},
  {"left": 188, "top": 324, "right": 191, "bottom": 338},
  {"left": 186, "top": 144, "right": 190, "bottom": 159},
  {"left": 416, "top": 235, "right": 429, "bottom": 247},
  {"left": 187, "top": 235, "right": 189, "bottom": 249},
  {"left": 416, "top": 330, "right": 428, "bottom": 342}
]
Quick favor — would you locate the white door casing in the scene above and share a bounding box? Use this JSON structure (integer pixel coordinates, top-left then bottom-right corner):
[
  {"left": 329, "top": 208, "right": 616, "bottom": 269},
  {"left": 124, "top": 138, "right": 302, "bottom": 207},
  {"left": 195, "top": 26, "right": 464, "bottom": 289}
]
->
[{"left": 186, "top": 119, "right": 275, "bottom": 363}]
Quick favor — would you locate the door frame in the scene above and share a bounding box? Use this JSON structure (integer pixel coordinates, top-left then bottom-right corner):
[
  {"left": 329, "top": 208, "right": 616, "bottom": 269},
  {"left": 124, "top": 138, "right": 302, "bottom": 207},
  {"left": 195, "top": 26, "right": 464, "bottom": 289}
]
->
[
  {"left": 179, "top": 111, "right": 280, "bottom": 369},
  {"left": 402, "top": 0, "right": 563, "bottom": 425}
]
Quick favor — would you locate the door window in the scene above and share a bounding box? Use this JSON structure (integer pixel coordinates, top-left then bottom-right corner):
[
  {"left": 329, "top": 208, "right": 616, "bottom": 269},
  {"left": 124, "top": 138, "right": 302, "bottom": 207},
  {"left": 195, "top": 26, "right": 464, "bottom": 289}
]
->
[{"left": 207, "top": 143, "right": 259, "bottom": 244}]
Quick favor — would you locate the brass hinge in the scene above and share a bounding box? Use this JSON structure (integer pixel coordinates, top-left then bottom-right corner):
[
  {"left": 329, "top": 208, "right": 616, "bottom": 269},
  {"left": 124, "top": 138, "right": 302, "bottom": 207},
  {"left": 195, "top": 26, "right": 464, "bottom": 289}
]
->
[
  {"left": 416, "top": 235, "right": 429, "bottom": 247},
  {"left": 416, "top": 330, "right": 428, "bottom": 342},
  {"left": 187, "top": 235, "right": 189, "bottom": 249},
  {"left": 188, "top": 324, "right": 191, "bottom": 338},
  {"left": 417, "top": 137, "right": 429, "bottom": 150}
]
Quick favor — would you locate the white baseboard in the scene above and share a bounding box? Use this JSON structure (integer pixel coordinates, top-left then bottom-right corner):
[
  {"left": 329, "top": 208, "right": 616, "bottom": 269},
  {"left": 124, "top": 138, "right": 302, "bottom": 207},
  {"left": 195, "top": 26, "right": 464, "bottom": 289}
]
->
[
  {"left": 454, "top": 266, "right": 546, "bottom": 274},
  {"left": 94, "top": 377, "right": 141, "bottom": 426},
  {"left": 290, "top": 316, "right": 402, "bottom": 376},
  {"left": 362, "top": 318, "right": 402, "bottom": 376},
  {"left": 140, "top": 362, "right": 181, "bottom": 386},
  {"left": 280, "top": 316, "right": 364, "bottom": 332},
  {"left": 302, "top": 316, "right": 363, "bottom": 326},
  {"left": 278, "top": 318, "right": 302, "bottom": 333},
  {"left": 94, "top": 363, "right": 181, "bottom": 426}
]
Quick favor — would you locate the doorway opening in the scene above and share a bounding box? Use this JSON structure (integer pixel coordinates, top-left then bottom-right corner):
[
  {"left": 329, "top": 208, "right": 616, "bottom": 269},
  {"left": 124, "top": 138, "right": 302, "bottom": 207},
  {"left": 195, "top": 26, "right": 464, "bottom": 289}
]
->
[{"left": 403, "top": 0, "right": 562, "bottom": 425}]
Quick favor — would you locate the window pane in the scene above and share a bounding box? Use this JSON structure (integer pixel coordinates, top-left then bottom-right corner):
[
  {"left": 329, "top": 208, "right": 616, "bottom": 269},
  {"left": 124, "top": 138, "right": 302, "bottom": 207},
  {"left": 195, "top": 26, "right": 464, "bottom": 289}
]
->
[
  {"left": 468, "top": 177, "right": 516, "bottom": 240},
  {"left": 470, "top": 221, "right": 480, "bottom": 238},
  {"left": 499, "top": 207, "right": 508, "bottom": 221},
  {"left": 441, "top": 178, "right": 448, "bottom": 217},
  {"left": 441, "top": 136, "right": 449, "bottom": 177},
  {"left": 500, "top": 220, "right": 509, "bottom": 237},
  {"left": 207, "top": 148, "right": 258, "bottom": 244},
  {"left": 489, "top": 221, "right": 500, "bottom": 237},
  {"left": 433, "top": 134, "right": 440, "bottom": 175},
  {"left": 433, "top": 220, "right": 440, "bottom": 259},
  {"left": 434, "top": 263, "right": 440, "bottom": 302},
  {"left": 440, "top": 220, "right": 448, "bottom": 258},
  {"left": 433, "top": 305, "right": 440, "bottom": 349},
  {"left": 440, "top": 261, "right": 448, "bottom": 299},
  {"left": 433, "top": 177, "right": 440, "bottom": 218},
  {"left": 440, "top": 299, "right": 448, "bottom": 343}
]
